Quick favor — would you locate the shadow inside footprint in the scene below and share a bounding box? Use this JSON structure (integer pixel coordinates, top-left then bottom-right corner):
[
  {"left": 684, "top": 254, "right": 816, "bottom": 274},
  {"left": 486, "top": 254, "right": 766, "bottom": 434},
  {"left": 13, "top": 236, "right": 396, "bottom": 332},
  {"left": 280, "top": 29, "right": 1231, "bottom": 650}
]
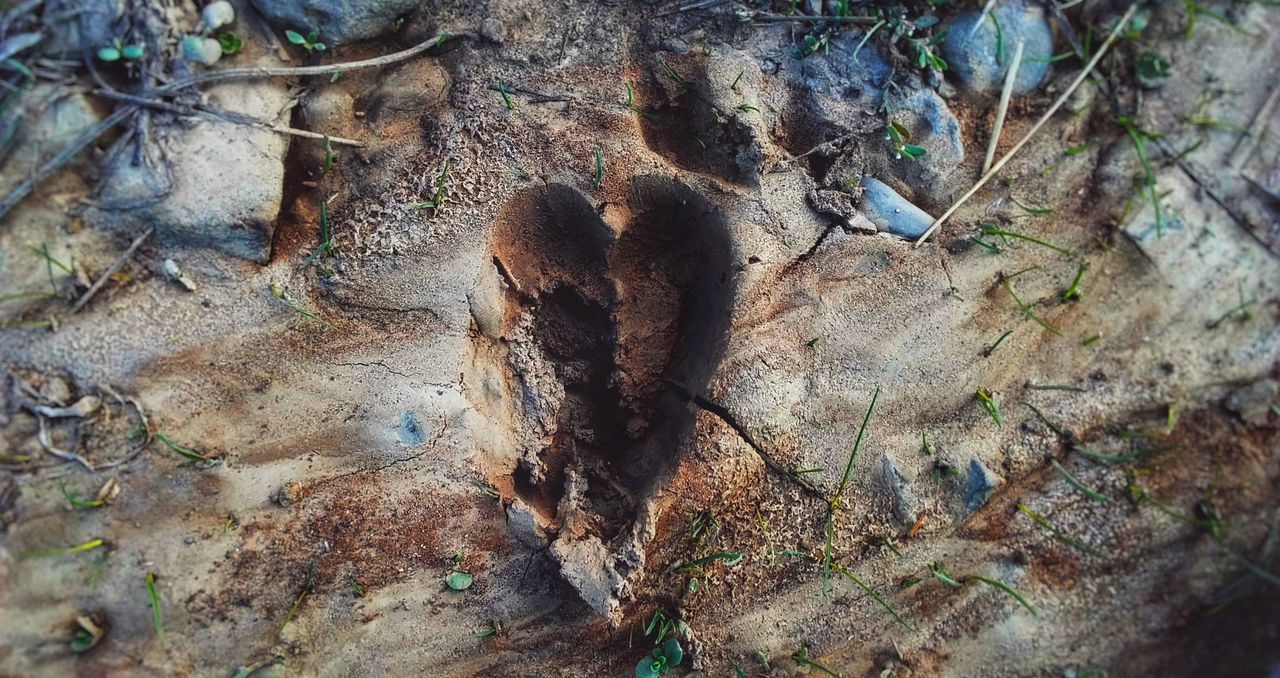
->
[
  {"left": 634, "top": 59, "right": 759, "bottom": 185},
  {"left": 485, "top": 178, "right": 735, "bottom": 613}
]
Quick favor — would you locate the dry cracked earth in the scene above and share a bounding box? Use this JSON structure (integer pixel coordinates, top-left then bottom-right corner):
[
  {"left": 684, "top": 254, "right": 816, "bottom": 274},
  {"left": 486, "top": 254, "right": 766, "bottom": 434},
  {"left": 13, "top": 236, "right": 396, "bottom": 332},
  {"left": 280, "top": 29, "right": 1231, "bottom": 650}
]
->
[{"left": 1, "top": 0, "right": 1279, "bottom": 676}]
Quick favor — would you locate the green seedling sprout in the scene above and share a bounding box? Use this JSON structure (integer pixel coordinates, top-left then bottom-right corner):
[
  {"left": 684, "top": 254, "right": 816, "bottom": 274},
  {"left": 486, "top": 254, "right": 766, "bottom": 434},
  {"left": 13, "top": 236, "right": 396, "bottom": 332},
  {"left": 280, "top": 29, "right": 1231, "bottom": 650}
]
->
[
  {"left": 852, "top": 20, "right": 885, "bottom": 63},
  {"left": 1183, "top": 0, "right": 1256, "bottom": 38},
  {"left": 322, "top": 136, "right": 334, "bottom": 173},
  {"left": 989, "top": 11, "right": 1005, "bottom": 64},
  {"left": 983, "top": 330, "right": 1013, "bottom": 356},
  {"left": 1115, "top": 117, "right": 1163, "bottom": 237},
  {"left": 657, "top": 59, "right": 685, "bottom": 86},
  {"left": 1000, "top": 273, "right": 1062, "bottom": 336},
  {"left": 966, "top": 575, "right": 1037, "bottom": 615},
  {"left": 218, "top": 32, "right": 243, "bottom": 55},
  {"left": 592, "top": 147, "right": 604, "bottom": 187},
  {"left": 445, "top": 571, "right": 473, "bottom": 590},
  {"left": 155, "top": 432, "right": 214, "bottom": 463},
  {"left": 1134, "top": 51, "right": 1171, "bottom": 88},
  {"left": 1206, "top": 280, "right": 1256, "bottom": 329},
  {"left": 675, "top": 551, "right": 742, "bottom": 573},
  {"left": 473, "top": 481, "right": 500, "bottom": 499},
  {"left": 730, "top": 71, "right": 743, "bottom": 90},
  {"left": 756, "top": 508, "right": 778, "bottom": 563},
  {"left": 791, "top": 644, "right": 839, "bottom": 677},
  {"left": 281, "top": 563, "right": 315, "bottom": 634},
  {"left": 971, "top": 234, "right": 1002, "bottom": 254},
  {"left": 1082, "top": 334, "right": 1101, "bottom": 346},
  {"left": 60, "top": 481, "right": 105, "bottom": 510},
  {"left": 689, "top": 509, "right": 719, "bottom": 547},
  {"left": 806, "top": 337, "right": 821, "bottom": 347},
  {"left": 1025, "top": 402, "right": 1069, "bottom": 438},
  {"left": 269, "top": 283, "right": 331, "bottom": 327},
  {"left": 921, "top": 431, "right": 933, "bottom": 456},
  {"left": 929, "top": 562, "right": 962, "bottom": 587},
  {"left": 1061, "top": 264, "right": 1086, "bottom": 302},
  {"left": 788, "top": 548, "right": 911, "bottom": 629},
  {"left": 883, "top": 536, "right": 903, "bottom": 556},
  {"left": 980, "top": 224, "right": 1074, "bottom": 256},
  {"left": 1051, "top": 459, "right": 1107, "bottom": 502},
  {"left": 22, "top": 538, "right": 104, "bottom": 559},
  {"left": 824, "top": 387, "right": 880, "bottom": 597},
  {"left": 737, "top": 103, "right": 760, "bottom": 113},
  {"left": 97, "top": 38, "right": 144, "bottom": 62},
  {"left": 975, "top": 389, "right": 1002, "bottom": 426},
  {"left": 1017, "top": 503, "right": 1105, "bottom": 557},
  {"left": 1025, "top": 382, "right": 1087, "bottom": 393},
  {"left": 146, "top": 571, "right": 164, "bottom": 637},
  {"left": 1009, "top": 196, "right": 1054, "bottom": 215},
  {"left": 32, "top": 243, "right": 71, "bottom": 293},
  {"left": 285, "top": 29, "right": 326, "bottom": 52},
  {"left": 496, "top": 81, "right": 515, "bottom": 110},
  {"left": 304, "top": 202, "right": 334, "bottom": 269},
  {"left": 829, "top": 560, "right": 912, "bottom": 629},
  {"left": 636, "top": 638, "right": 683, "bottom": 677},
  {"left": 885, "top": 120, "right": 926, "bottom": 160},
  {"left": 71, "top": 615, "right": 105, "bottom": 652}
]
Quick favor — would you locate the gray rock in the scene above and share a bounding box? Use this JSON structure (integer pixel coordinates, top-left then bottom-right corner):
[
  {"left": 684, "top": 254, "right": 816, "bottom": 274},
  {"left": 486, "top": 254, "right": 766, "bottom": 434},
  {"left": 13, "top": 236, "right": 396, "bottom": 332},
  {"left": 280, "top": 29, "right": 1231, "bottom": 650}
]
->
[
  {"left": 90, "top": 79, "right": 293, "bottom": 262},
  {"left": 943, "top": 1, "right": 1054, "bottom": 96},
  {"left": 480, "top": 17, "right": 506, "bottom": 44},
  {"left": 0, "top": 86, "right": 102, "bottom": 195},
  {"left": 41, "top": 0, "right": 124, "bottom": 60},
  {"left": 894, "top": 88, "right": 965, "bottom": 179},
  {"left": 249, "top": 0, "right": 418, "bottom": 46},
  {"left": 858, "top": 178, "right": 935, "bottom": 239},
  {"left": 880, "top": 454, "right": 918, "bottom": 525},
  {"left": 964, "top": 458, "right": 1001, "bottom": 511},
  {"left": 1225, "top": 379, "right": 1278, "bottom": 426}
]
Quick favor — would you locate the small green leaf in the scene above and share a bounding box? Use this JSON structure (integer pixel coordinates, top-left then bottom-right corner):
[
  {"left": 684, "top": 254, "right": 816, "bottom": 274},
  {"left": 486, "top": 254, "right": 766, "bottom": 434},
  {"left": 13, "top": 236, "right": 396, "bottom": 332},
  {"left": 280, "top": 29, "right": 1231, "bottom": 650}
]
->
[
  {"left": 285, "top": 30, "right": 305, "bottom": 45},
  {"left": 96, "top": 47, "right": 121, "bottom": 62},
  {"left": 120, "top": 44, "right": 144, "bottom": 60},
  {"left": 70, "top": 628, "right": 96, "bottom": 652},
  {"left": 929, "top": 562, "right": 962, "bottom": 588},
  {"left": 635, "top": 657, "right": 661, "bottom": 678},
  {"left": 218, "top": 32, "right": 243, "bottom": 55},
  {"left": 900, "top": 144, "right": 927, "bottom": 159},
  {"left": 445, "top": 571, "right": 473, "bottom": 591},
  {"left": 307, "top": 32, "right": 319, "bottom": 43},
  {"left": 146, "top": 571, "right": 164, "bottom": 637},
  {"left": 661, "top": 638, "right": 683, "bottom": 667},
  {"left": 1135, "top": 51, "right": 1170, "bottom": 88},
  {"left": 313, "top": 42, "right": 326, "bottom": 51},
  {"left": 155, "top": 432, "right": 213, "bottom": 463}
]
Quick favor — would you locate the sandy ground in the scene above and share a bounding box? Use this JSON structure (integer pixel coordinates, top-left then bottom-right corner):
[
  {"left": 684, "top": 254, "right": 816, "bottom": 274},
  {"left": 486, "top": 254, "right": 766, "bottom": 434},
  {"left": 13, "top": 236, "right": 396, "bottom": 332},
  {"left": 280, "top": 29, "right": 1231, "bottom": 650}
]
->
[{"left": 1, "top": 0, "right": 1279, "bottom": 676}]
